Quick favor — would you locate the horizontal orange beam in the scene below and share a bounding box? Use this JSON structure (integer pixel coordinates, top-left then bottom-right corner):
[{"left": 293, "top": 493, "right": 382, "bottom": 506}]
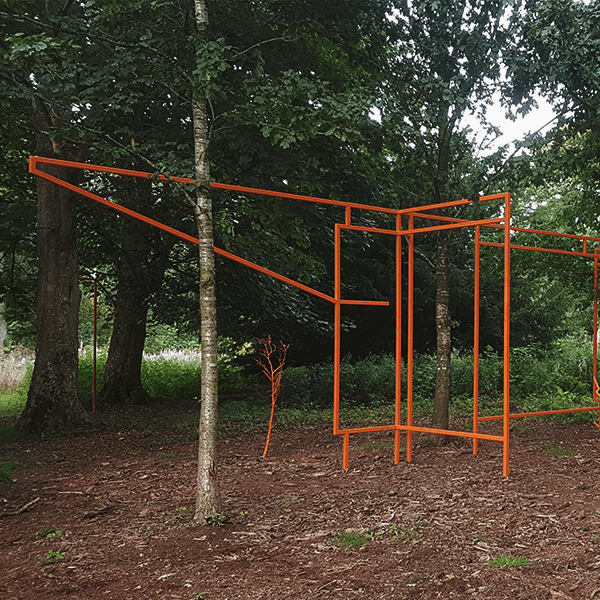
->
[
  {"left": 481, "top": 241, "right": 598, "bottom": 259},
  {"left": 29, "top": 156, "right": 475, "bottom": 216},
  {"left": 477, "top": 406, "right": 600, "bottom": 421},
  {"left": 335, "top": 423, "right": 503, "bottom": 442}
]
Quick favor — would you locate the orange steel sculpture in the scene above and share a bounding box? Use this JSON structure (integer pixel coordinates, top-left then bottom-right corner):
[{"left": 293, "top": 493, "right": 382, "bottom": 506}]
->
[{"left": 29, "top": 156, "right": 600, "bottom": 477}]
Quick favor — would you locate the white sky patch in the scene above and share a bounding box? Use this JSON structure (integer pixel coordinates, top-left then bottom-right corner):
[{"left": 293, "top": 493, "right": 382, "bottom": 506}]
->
[{"left": 464, "top": 94, "right": 559, "bottom": 156}]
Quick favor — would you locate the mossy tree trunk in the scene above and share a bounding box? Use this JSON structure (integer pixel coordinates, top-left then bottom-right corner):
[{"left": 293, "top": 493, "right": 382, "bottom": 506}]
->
[{"left": 18, "top": 103, "right": 92, "bottom": 432}]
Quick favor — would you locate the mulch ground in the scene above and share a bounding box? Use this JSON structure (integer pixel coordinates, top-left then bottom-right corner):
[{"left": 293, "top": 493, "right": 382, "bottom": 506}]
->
[{"left": 2, "top": 402, "right": 600, "bottom": 599}]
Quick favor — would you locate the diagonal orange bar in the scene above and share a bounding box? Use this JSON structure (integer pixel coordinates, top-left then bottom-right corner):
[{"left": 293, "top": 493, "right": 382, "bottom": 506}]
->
[{"left": 29, "top": 156, "right": 343, "bottom": 304}]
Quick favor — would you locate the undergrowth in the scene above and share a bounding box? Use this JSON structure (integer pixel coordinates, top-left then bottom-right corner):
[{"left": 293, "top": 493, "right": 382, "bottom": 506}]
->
[{"left": 0, "top": 338, "right": 597, "bottom": 434}]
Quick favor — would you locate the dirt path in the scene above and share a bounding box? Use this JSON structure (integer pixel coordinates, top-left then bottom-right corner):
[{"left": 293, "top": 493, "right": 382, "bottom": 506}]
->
[{"left": 1, "top": 409, "right": 600, "bottom": 599}]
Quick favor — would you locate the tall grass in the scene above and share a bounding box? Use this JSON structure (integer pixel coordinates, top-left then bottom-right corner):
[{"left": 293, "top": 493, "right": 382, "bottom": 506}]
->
[
  {"left": 1, "top": 337, "right": 596, "bottom": 428},
  {"left": 280, "top": 339, "right": 596, "bottom": 420},
  {"left": 0, "top": 378, "right": 30, "bottom": 419},
  {"left": 77, "top": 347, "right": 247, "bottom": 404}
]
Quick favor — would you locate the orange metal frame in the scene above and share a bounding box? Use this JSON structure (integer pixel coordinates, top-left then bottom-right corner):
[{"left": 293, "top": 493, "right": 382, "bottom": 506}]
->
[{"left": 29, "top": 156, "right": 600, "bottom": 476}]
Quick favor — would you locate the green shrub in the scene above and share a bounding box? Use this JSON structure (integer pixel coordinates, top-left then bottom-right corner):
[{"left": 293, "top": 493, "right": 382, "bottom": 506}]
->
[
  {"left": 340, "top": 354, "right": 396, "bottom": 405},
  {"left": 280, "top": 363, "right": 334, "bottom": 408},
  {"left": 0, "top": 364, "right": 32, "bottom": 419},
  {"left": 76, "top": 344, "right": 249, "bottom": 403},
  {"left": 142, "top": 358, "right": 201, "bottom": 400},
  {"left": 78, "top": 350, "right": 107, "bottom": 406}
]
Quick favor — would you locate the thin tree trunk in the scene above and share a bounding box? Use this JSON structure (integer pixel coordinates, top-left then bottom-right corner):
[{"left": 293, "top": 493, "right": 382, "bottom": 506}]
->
[
  {"left": 193, "top": 0, "right": 221, "bottom": 522},
  {"left": 431, "top": 230, "right": 451, "bottom": 436},
  {"left": 18, "top": 104, "right": 92, "bottom": 432},
  {"left": 429, "top": 106, "right": 456, "bottom": 443}
]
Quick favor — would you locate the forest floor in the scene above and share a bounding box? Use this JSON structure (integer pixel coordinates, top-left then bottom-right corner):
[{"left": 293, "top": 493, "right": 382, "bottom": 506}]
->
[{"left": 2, "top": 401, "right": 600, "bottom": 599}]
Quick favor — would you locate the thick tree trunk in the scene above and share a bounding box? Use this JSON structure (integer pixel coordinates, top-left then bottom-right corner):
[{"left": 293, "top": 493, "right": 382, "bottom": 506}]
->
[
  {"left": 193, "top": 0, "right": 222, "bottom": 522},
  {"left": 99, "top": 176, "right": 154, "bottom": 406},
  {"left": 431, "top": 230, "right": 451, "bottom": 436},
  {"left": 18, "top": 111, "right": 92, "bottom": 432},
  {"left": 99, "top": 233, "right": 150, "bottom": 404}
]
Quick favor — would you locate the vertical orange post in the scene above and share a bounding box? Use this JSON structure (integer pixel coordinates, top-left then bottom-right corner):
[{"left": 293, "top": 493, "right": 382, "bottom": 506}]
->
[
  {"left": 395, "top": 213, "right": 403, "bottom": 465},
  {"left": 502, "top": 194, "right": 512, "bottom": 477},
  {"left": 343, "top": 433, "right": 350, "bottom": 469},
  {"left": 406, "top": 215, "right": 415, "bottom": 463},
  {"left": 339, "top": 209, "right": 352, "bottom": 468},
  {"left": 473, "top": 226, "right": 480, "bottom": 454},
  {"left": 594, "top": 250, "right": 598, "bottom": 403},
  {"left": 334, "top": 223, "right": 342, "bottom": 441},
  {"left": 594, "top": 250, "right": 599, "bottom": 427}
]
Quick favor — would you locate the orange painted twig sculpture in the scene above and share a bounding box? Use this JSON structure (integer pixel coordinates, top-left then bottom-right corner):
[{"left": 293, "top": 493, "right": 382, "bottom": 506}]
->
[{"left": 256, "top": 337, "right": 288, "bottom": 458}]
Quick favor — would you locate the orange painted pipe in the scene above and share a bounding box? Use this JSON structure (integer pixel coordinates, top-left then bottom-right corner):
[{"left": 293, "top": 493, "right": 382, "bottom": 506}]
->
[
  {"left": 406, "top": 216, "right": 414, "bottom": 463},
  {"left": 395, "top": 213, "right": 402, "bottom": 465},
  {"left": 503, "top": 193, "right": 511, "bottom": 478},
  {"left": 473, "top": 226, "right": 480, "bottom": 455}
]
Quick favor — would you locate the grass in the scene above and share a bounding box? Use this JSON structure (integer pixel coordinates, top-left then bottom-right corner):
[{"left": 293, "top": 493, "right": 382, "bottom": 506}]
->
[
  {"left": 532, "top": 440, "right": 575, "bottom": 457},
  {"left": 35, "top": 527, "right": 63, "bottom": 539},
  {"left": 38, "top": 550, "right": 66, "bottom": 565},
  {"left": 331, "top": 530, "right": 372, "bottom": 549},
  {"left": 0, "top": 461, "right": 18, "bottom": 482},
  {"left": 488, "top": 555, "right": 531, "bottom": 567},
  {"left": 1, "top": 343, "right": 599, "bottom": 439}
]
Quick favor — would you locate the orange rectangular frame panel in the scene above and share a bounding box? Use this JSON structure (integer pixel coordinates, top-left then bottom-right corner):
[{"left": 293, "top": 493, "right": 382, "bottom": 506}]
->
[{"left": 29, "top": 157, "right": 600, "bottom": 477}]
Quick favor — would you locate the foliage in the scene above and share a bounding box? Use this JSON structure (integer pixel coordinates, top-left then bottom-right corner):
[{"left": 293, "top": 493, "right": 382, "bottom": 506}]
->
[
  {"left": 35, "top": 527, "right": 63, "bottom": 539},
  {"left": 78, "top": 291, "right": 113, "bottom": 349},
  {"left": 205, "top": 513, "right": 227, "bottom": 527},
  {"left": 143, "top": 323, "right": 200, "bottom": 355},
  {"left": 1, "top": 1, "right": 600, "bottom": 433},
  {"left": 38, "top": 550, "right": 66, "bottom": 565},
  {"left": 390, "top": 522, "right": 423, "bottom": 544},
  {"left": 0, "top": 364, "right": 32, "bottom": 417},
  {"left": 331, "top": 530, "right": 372, "bottom": 549},
  {"left": 77, "top": 352, "right": 107, "bottom": 408},
  {"left": 0, "top": 460, "right": 18, "bottom": 482},
  {"left": 487, "top": 555, "right": 531, "bottom": 567}
]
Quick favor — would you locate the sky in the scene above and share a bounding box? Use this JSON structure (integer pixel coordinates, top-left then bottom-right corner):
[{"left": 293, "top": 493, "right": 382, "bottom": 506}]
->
[{"left": 466, "top": 95, "right": 559, "bottom": 156}]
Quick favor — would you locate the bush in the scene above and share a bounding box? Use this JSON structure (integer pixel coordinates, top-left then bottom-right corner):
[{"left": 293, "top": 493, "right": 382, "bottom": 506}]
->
[
  {"left": 78, "top": 350, "right": 107, "bottom": 406},
  {"left": 279, "top": 340, "right": 596, "bottom": 415}
]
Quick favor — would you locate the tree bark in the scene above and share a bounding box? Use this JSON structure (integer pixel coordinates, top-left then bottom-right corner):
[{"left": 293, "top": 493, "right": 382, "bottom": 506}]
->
[
  {"left": 18, "top": 105, "right": 92, "bottom": 432},
  {"left": 99, "top": 165, "right": 180, "bottom": 406},
  {"left": 431, "top": 230, "right": 451, "bottom": 437},
  {"left": 99, "top": 175, "right": 154, "bottom": 406},
  {"left": 429, "top": 105, "right": 456, "bottom": 442},
  {"left": 192, "top": 0, "right": 222, "bottom": 522}
]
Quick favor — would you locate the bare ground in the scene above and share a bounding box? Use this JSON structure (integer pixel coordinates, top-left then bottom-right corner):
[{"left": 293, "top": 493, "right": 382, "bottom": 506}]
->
[{"left": 2, "top": 402, "right": 600, "bottom": 600}]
